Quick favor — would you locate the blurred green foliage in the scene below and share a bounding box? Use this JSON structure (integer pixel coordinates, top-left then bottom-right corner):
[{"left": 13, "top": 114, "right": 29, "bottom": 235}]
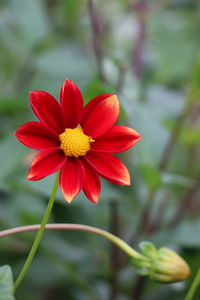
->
[
  {"left": 0, "top": 0, "right": 200, "bottom": 299},
  {"left": 0, "top": 265, "right": 14, "bottom": 300}
]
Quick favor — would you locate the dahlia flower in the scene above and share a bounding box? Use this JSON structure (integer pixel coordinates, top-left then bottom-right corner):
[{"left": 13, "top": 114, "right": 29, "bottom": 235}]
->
[{"left": 15, "top": 80, "right": 141, "bottom": 203}]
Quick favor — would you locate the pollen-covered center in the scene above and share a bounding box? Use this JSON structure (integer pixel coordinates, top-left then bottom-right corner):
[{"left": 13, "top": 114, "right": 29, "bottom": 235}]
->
[{"left": 59, "top": 127, "right": 94, "bottom": 158}]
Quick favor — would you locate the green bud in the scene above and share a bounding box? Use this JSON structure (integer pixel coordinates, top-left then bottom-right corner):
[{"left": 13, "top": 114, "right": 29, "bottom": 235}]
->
[
  {"left": 150, "top": 247, "right": 191, "bottom": 282},
  {"left": 132, "top": 242, "right": 191, "bottom": 283}
]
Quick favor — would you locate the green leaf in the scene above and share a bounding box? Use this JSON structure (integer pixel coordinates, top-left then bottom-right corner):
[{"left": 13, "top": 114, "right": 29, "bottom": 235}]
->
[
  {"left": 140, "top": 164, "right": 162, "bottom": 191},
  {"left": 180, "top": 126, "right": 200, "bottom": 146},
  {"left": 0, "top": 265, "right": 15, "bottom": 300}
]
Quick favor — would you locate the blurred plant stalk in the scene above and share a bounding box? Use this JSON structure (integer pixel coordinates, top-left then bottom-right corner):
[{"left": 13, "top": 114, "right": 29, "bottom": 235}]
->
[
  {"left": 185, "top": 269, "right": 200, "bottom": 300},
  {"left": 109, "top": 200, "right": 121, "bottom": 300},
  {"left": 88, "top": 0, "right": 106, "bottom": 83},
  {"left": 129, "top": 2, "right": 200, "bottom": 298},
  {"left": 132, "top": 64, "right": 200, "bottom": 240}
]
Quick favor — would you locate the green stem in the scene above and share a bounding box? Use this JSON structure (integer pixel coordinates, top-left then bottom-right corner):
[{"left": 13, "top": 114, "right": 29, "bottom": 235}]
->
[
  {"left": 1, "top": 224, "right": 142, "bottom": 261},
  {"left": 14, "top": 173, "right": 59, "bottom": 291},
  {"left": 185, "top": 269, "right": 200, "bottom": 300}
]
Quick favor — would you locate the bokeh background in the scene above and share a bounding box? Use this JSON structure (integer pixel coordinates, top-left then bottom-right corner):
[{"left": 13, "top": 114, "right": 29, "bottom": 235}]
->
[{"left": 0, "top": 0, "right": 200, "bottom": 299}]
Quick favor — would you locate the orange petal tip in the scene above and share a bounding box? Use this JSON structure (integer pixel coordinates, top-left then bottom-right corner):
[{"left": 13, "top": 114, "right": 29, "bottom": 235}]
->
[
  {"left": 122, "top": 172, "right": 131, "bottom": 186},
  {"left": 27, "top": 173, "right": 34, "bottom": 181},
  {"left": 106, "top": 95, "right": 119, "bottom": 107},
  {"left": 64, "top": 194, "right": 74, "bottom": 203}
]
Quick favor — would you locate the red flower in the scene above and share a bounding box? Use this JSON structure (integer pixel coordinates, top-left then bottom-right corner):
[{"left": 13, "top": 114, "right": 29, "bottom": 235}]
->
[{"left": 15, "top": 80, "right": 141, "bottom": 203}]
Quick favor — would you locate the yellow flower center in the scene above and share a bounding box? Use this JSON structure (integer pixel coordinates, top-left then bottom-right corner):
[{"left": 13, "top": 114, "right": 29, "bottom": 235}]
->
[{"left": 59, "top": 127, "right": 94, "bottom": 158}]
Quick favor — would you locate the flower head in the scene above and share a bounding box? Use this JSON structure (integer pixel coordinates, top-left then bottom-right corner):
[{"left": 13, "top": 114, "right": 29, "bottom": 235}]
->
[{"left": 15, "top": 79, "right": 141, "bottom": 203}]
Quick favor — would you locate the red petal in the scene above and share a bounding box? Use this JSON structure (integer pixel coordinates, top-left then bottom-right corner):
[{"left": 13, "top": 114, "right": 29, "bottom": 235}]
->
[
  {"left": 86, "top": 152, "right": 130, "bottom": 185},
  {"left": 82, "top": 160, "right": 101, "bottom": 203},
  {"left": 15, "top": 121, "right": 59, "bottom": 150},
  {"left": 30, "top": 91, "right": 65, "bottom": 134},
  {"left": 59, "top": 159, "right": 85, "bottom": 203},
  {"left": 60, "top": 79, "right": 84, "bottom": 128},
  {"left": 81, "top": 93, "right": 112, "bottom": 124},
  {"left": 81, "top": 95, "right": 119, "bottom": 138},
  {"left": 91, "top": 125, "right": 141, "bottom": 153},
  {"left": 28, "top": 148, "right": 66, "bottom": 181}
]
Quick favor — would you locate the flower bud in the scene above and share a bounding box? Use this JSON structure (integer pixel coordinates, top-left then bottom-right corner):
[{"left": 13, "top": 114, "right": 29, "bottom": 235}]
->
[
  {"left": 149, "top": 247, "right": 191, "bottom": 282},
  {"left": 132, "top": 242, "right": 191, "bottom": 283}
]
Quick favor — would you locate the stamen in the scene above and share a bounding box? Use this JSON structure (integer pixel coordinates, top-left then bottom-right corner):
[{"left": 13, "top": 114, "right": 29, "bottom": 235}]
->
[{"left": 59, "top": 127, "right": 94, "bottom": 158}]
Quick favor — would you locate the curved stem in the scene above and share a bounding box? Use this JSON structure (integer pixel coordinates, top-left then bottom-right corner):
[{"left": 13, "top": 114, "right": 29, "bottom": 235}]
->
[
  {"left": 14, "top": 173, "right": 59, "bottom": 291},
  {"left": 0, "top": 223, "right": 142, "bottom": 261},
  {"left": 185, "top": 269, "right": 200, "bottom": 300}
]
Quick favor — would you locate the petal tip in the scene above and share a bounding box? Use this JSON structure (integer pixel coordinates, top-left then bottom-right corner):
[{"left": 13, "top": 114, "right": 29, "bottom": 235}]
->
[
  {"left": 120, "top": 169, "right": 131, "bottom": 186},
  {"left": 107, "top": 95, "right": 119, "bottom": 107},
  {"left": 122, "top": 178, "right": 131, "bottom": 186},
  {"left": 29, "top": 90, "right": 35, "bottom": 97},
  {"left": 134, "top": 131, "right": 142, "bottom": 140},
  {"left": 64, "top": 194, "right": 74, "bottom": 203},
  {"left": 29, "top": 90, "right": 39, "bottom": 103},
  {"left": 134, "top": 134, "right": 142, "bottom": 145},
  {"left": 88, "top": 195, "right": 99, "bottom": 204},
  {"left": 105, "top": 95, "right": 120, "bottom": 118},
  {"left": 27, "top": 172, "right": 34, "bottom": 181},
  {"left": 62, "top": 78, "right": 76, "bottom": 88},
  {"left": 27, "top": 167, "right": 38, "bottom": 181}
]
